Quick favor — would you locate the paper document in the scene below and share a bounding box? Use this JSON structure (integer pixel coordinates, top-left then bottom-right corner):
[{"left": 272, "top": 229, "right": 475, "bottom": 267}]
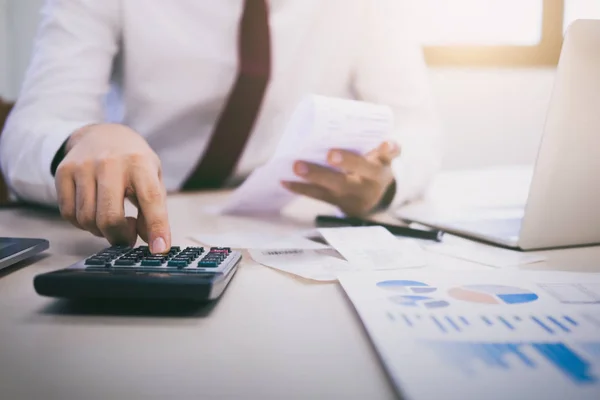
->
[
  {"left": 423, "top": 240, "right": 545, "bottom": 268},
  {"left": 249, "top": 226, "right": 426, "bottom": 281},
  {"left": 191, "top": 232, "right": 330, "bottom": 250},
  {"left": 249, "top": 249, "right": 357, "bottom": 282},
  {"left": 319, "top": 226, "right": 426, "bottom": 270},
  {"left": 221, "top": 95, "right": 394, "bottom": 214},
  {"left": 338, "top": 270, "right": 600, "bottom": 400}
]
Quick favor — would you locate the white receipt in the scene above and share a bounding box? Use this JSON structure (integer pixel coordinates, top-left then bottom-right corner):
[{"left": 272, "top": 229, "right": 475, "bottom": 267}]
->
[
  {"left": 318, "top": 226, "right": 426, "bottom": 270},
  {"left": 221, "top": 95, "right": 394, "bottom": 215},
  {"left": 249, "top": 249, "right": 358, "bottom": 282},
  {"left": 423, "top": 241, "right": 546, "bottom": 268},
  {"left": 191, "top": 232, "right": 330, "bottom": 250}
]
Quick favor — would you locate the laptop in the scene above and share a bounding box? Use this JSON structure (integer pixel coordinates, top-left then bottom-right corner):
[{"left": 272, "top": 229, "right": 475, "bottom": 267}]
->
[
  {"left": 0, "top": 238, "right": 49, "bottom": 271},
  {"left": 396, "top": 19, "right": 600, "bottom": 251}
]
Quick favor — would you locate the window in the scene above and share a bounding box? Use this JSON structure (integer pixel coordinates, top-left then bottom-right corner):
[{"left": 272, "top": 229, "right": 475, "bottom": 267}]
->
[
  {"left": 564, "top": 0, "right": 600, "bottom": 31},
  {"left": 422, "top": 0, "right": 566, "bottom": 66}
]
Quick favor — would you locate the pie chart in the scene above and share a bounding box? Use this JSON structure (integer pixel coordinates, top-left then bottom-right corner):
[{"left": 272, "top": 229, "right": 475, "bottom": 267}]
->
[
  {"left": 376, "top": 280, "right": 437, "bottom": 294},
  {"left": 389, "top": 295, "right": 450, "bottom": 309},
  {"left": 448, "top": 285, "right": 539, "bottom": 305}
]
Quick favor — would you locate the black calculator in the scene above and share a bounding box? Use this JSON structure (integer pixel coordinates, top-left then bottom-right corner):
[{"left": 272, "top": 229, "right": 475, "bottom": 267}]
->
[{"left": 34, "top": 245, "right": 242, "bottom": 302}]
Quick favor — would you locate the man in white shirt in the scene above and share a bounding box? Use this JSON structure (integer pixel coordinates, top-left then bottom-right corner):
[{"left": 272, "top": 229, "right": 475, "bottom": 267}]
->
[{"left": 0, "top": 0, "right": 441, "bottom": 254}]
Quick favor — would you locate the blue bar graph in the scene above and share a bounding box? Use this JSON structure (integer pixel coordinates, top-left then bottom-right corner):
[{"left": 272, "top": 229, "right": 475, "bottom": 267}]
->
[
  {"left": 431, "top": 316, "right": 447, "bottom": 333},
  {"left": 391, "top": 312, "right": 585, "bottom": 336},
  {"left": 422, "top": 341, "right": 597, "bottom": 384},
  {"left": 548, "top": 316, "right": 571, "bottom": 332},
  {"left": 564, "top": 316, "right": 578, "bottom": 326},
  {"left": 445, "top": 316, "right": 461, "bottom": 332},
  {"left": 498, "top": 316, "right": 515, "bottom": 330},
  {"left": 532, "top": 343, "right": 595, "bottom": 384},
  {"left": 531, "top": 316, "right": 555, "bottom": 334}
]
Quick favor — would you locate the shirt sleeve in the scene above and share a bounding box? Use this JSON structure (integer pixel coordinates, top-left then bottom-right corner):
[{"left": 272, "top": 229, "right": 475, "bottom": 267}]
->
[
  {"left": 0, "top": 0, "right": 121, "bottom": 206},
  {"left": 352, "top": 0, "right": 443, "bottom": 209}
]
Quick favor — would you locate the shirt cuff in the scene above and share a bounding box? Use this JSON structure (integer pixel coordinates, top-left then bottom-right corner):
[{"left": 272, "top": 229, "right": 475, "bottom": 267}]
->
[{"left": 51, "top": 140, "right": 68, "bottom": 176}]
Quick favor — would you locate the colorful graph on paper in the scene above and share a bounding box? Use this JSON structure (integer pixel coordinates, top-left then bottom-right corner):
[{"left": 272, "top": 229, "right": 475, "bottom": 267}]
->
[
  {"left": 340, "top": 270, "right": 600, "bottom": 400},
  {"left": 421, "top": 340, "right": 600, "bottom": 384},
  {"left": 386, "top": 312, "right": 598, "bottom": 335},
  {"left": 448, "top": 285, "right": 539, "bottom": 305}
]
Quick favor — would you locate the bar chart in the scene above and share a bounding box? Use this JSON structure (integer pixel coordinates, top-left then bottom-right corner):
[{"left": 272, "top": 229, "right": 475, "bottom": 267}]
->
[
  {"left": 387, "top": 312, "right": 594, "bottom": 335},
  {"left": 421, "top": 340, "right": 600, "bottom": 384}
]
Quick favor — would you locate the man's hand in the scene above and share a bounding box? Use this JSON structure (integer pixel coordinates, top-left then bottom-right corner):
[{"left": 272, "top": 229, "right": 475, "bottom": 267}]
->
[
  {"left": 282, "top": 141, "right": 401, "bottom": 216},
  {"left": 55, "top": 123, "right": 171, "bottom": 254}
]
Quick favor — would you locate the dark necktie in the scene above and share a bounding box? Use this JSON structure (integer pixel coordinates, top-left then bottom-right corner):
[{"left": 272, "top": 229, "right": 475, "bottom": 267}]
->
[{"left": 182, "top": 0, "right": 271, "bottom": 190}]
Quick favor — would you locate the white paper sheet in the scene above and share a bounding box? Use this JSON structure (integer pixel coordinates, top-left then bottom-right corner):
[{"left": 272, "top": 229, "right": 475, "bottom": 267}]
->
[
  {"left": 318, "top": 226, "right": 426, "bottom": 270},
  {"left": 249, "top": 248, "right": 357, "bottom": 282},
  {"left": 422, "top": 240, "right": 546, "bottom": 268},
  {"left": 221, "top": 95, "right": 394, "bottom": 215},
  {"left": 191, "top": 232, "right": 330, "bottom": 250},
  {"left": 338, "top": 270, "right": 600, "bottom": 400}
]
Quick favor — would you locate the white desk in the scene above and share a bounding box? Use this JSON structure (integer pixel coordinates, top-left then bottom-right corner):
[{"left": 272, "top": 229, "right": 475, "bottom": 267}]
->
[{"left": 1, "top": 192, "right": 599, "bottom": 400}]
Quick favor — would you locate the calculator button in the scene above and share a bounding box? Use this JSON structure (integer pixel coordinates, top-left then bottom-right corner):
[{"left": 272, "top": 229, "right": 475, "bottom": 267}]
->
[
  {"left": 115, "top": 259, "right": 136, "bottom": 266},
  {"left": 204, "top": 256, "right": 225, "bottom": 262},
  {"left": 210, "top": 247, "right": 231, "bottom": 253},
  {"left": 198, "top": 260, "right": 220, "bottom": 268},
  {"left": 167, "top": 260, "right": 188, "bottom": 268},
  {"left": 85, "top": 258, "right": 109, "bottom": 266},
  {"left": 97, "top": 253, "right": 118, "bottom": 259},
  {"left": 183, "top": 247, "right": 203, "bottom": 254},
  {"left": 120, "top": 255, "right": 140, "bottom": 261},
  {"left": 141, "top": 259, "right": 163, "bottom": 267},
  {"left": 144, "top": 256, "right": 166, "bottom": 262}
]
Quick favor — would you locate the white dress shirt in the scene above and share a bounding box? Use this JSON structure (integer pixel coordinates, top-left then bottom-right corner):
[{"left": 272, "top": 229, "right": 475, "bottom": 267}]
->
[{"left": 0, "top": 0, "right": 442, "bottom": 209}]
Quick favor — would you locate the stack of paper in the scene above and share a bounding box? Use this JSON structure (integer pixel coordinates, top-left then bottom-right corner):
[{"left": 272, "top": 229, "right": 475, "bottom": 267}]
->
[{"left": 249, "top": 226, "right": 427, "bottom": 282}]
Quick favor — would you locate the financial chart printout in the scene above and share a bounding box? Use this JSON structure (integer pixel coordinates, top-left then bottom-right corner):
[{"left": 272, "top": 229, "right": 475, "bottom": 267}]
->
[{"left": 339, "top": 270, "right": 600, "bottom": 400}]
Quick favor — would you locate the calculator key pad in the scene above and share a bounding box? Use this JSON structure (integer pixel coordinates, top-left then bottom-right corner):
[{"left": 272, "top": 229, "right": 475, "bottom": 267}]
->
[{"left": 84, "top": 246, "right": 237, "bottom": 274}]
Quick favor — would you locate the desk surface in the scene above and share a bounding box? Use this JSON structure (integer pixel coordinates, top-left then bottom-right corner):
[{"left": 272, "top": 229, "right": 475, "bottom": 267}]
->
[{"left": 1, "top": 192, "right": 599, "bottom": 400}]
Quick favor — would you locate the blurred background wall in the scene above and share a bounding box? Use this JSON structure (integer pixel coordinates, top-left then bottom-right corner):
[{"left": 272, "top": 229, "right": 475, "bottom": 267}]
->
[{"left": 0, "top": 0, "right": 598, "bottom": 171}]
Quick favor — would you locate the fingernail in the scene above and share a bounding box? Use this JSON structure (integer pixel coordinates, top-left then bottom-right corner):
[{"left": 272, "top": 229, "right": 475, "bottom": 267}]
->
[
  {"left": 152, "top": 237, "right": 167, "bottom": 254},
  {"left": 385, "top": 141, "right": 398, "bottom": 152},
  {"left": 329, "top": 151, "right": 343, "bottom": 165},
  {"left": 295, "top": 162, "right": 308, "bottom": 176}
]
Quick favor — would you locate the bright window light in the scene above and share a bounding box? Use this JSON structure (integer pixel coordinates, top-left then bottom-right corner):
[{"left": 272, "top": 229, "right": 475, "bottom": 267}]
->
[
  {"left": 418, "top": 0, "right": 544, "bottom": 46},
  {"left": 564, "top": 0, "right": 600, "bottom": 32}
]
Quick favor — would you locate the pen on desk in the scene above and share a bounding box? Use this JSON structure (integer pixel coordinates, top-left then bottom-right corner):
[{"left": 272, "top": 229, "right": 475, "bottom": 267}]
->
[{"left": 315, "top": 215, "right": 444, "bottom": 242}]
